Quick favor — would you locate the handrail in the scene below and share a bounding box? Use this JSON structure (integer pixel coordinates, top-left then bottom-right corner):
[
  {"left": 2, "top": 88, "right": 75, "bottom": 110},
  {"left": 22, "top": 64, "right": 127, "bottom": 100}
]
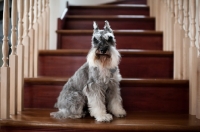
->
[{"left": 60, "top": 1, "right": 69, "bottom": 20}]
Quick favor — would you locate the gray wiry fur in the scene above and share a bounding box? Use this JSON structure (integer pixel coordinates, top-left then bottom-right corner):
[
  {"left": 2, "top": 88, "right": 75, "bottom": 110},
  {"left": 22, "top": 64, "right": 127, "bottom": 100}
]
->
[{"left": 50, "top": 21, "right": 126, "bottom": 122}]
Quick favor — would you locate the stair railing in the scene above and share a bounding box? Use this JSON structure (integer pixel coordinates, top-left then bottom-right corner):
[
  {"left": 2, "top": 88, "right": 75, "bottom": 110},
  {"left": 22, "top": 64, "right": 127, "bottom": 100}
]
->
[
  {"left": 147, "top": 0, "right": 200, "bottom": 119},
  {"left": 0, "top": 0, "right": 50, "bottom": 119}
]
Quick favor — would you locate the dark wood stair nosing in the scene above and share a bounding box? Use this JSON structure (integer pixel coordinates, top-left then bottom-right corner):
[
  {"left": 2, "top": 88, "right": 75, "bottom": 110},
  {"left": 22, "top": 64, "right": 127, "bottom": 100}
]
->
[
  {"left": 56, "top": 30, "right": 163, "bottom": 35},
  {"left": 69, "top": 4, "right": 149, "bottom": 9},
  {"left": 24, "top": 77, "right": 188, "bottom": 87},
  {"left": 65, "top": 15, "right": 155, "bottom": 20}
]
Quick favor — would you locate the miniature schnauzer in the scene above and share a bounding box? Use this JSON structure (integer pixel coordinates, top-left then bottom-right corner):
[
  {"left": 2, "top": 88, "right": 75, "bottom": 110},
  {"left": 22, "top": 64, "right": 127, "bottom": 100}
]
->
[{"left": 50, "top": 21, "right": 126, "bottom": 122}]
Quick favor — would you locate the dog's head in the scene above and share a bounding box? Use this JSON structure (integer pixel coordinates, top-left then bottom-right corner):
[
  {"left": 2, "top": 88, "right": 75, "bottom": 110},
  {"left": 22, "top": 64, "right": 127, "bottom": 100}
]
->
[{"left": 87, "top": 21, "right": 120, "bottom": 68}]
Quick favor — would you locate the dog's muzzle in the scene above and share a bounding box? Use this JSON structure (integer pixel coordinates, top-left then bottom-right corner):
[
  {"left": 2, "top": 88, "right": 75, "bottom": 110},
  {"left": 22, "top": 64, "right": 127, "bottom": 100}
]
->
[
  {"left": 100, "top": 46, "right": 109, "bottom": 54},
  {"left": 96, "top": 46, "right": 110, "bottom": 58}
]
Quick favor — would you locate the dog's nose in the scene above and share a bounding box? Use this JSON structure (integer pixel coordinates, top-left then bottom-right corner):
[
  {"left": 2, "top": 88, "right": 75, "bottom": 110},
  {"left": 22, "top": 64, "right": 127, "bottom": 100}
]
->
[
  {"left": 100, "top": 47, "right": 108, "bottom": 54},
  {"left": 101, "top": 49, "right": 107, "bottom": 54}
]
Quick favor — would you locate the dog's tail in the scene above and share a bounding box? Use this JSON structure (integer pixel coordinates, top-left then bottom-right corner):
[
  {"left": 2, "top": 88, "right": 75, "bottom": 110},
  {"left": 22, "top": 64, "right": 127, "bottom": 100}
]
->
[{"left": 50, "top": 109, "right": 69, "bottom": 119}]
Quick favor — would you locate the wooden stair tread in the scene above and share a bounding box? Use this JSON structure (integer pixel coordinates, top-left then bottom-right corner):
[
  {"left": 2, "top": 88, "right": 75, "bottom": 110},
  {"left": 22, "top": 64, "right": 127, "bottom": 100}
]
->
[
  {"left": 56, "top": 30, "right": 162, "bottom": 35},
  {"left": 66, "top": 15, "right": 154, "bottom": 20},
  {"left": 39, "top": 49, "right": 172, "bottom": 57},
  {"left": 25, "top": 77, "right": 188, "bottom": 87},
  {"left": 1, "top": 109, "right": 200, "bottom": 131}
]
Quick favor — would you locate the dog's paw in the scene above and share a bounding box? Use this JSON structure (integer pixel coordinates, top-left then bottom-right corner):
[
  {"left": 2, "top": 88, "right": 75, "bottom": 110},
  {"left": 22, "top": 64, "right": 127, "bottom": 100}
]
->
[
  {"left": 95, "top": 114, "right": 113, "bottom": 122},
  {"left": 112, "top": 109, "right": 126, "bottom": 118}
]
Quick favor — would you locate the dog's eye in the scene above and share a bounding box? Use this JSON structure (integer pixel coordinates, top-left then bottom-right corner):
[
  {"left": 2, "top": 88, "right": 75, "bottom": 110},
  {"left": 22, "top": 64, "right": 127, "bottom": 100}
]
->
[
  {"left": 93, "top": 37, "right": 99, "bottom": 44},
  {"left": 107, "top": 36, "right": 113, "bottom": 43}
]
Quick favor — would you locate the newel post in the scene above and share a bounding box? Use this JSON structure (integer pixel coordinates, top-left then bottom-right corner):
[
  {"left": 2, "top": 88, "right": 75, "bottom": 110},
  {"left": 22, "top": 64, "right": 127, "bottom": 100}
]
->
[{"left": 1, "top": 0, "right": 10, "bottom": 119}]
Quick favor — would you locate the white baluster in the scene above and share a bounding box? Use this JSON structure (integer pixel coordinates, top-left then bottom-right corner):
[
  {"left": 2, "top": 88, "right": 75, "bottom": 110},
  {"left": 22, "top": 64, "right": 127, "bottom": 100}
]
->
[
  {"left": 189, "top": 0, "right": 197, "bottom": 116},
  {"left": 182, "top": 0, "right": 189, "bottom": 79},
  {"left": 42, "top": 0, "right": 46, "bottom": 49},
  {"left": 166, "top": 0, "right": 171, "bottom": 51},
  {"left": 169, "top": 0, "right": 175, "bottom": 51},
  {"left": 46, "top": 0, "right": 50, "bottom": 49},
  {"left": 174, "top": 0, "right": 179, "bottom": 79},
  {"left": 196, "top": 0, "right": 200, "bottom": 119},
  {"left": 177, "top": 0, "right": 184, "bottom": 79},
  {"left": 1, "top": 0, "right": 10, "bottom": 119},
  {"left": 23, "top": 0, "right": 30, "bottom": 78},
  {"left": 9, "top": 0, "right": 18, "bottom": 115},
  {"left": 33, "top": 0, "right": 39, "bottom": 77},
  {"left": 29, "top": 0, "right": 35, "bottom": 77},
  {"left": 163, "top": 0, "right": 168, "bottom": 51},
  {"left": 17, "top": 0, "right": 25, "bottom": 112},
  {"left": 38, "top": 0, "right": 43, "bottom": 50}
]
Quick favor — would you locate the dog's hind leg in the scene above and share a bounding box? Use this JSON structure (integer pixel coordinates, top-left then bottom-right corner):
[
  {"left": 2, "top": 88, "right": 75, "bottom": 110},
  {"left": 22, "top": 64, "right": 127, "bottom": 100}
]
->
[
  {"left": 107, "top": 81, "right": 126, "bottom": 118},
  {"left": 51, "top": 91, "right": 86, "bottom": 119},
  {"left": 83, "top": 83, "right": 113, "bottom": 122}
]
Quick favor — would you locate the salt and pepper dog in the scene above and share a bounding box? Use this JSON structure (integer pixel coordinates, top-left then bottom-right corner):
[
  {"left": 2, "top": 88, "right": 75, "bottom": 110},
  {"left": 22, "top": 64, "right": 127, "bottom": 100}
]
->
[{"left": 50, "top": 21, "right": 126, "bottom": 122}]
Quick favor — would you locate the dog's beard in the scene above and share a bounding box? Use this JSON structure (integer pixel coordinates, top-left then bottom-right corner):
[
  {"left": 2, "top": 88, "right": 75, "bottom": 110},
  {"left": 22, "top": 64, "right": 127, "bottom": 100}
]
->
[
  {"left": 87, "top": 46, "right": 120, "bottom": 69},
  {"left": 95, "top": 53, "right": 111, "bottom": 68}
]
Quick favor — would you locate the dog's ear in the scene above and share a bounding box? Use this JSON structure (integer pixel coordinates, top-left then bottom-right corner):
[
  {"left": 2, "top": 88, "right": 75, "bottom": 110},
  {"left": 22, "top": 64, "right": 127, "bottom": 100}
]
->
[
  {"left": 93, "top": 21, "right": 99, "bottom": 32},
  {"left": 104, "top": 20, "right": 113, "bottom": 33}
]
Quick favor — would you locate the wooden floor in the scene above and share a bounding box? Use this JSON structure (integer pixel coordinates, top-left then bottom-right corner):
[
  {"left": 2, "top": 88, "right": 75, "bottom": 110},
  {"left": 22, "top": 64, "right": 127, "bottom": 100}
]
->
[{"left": 1, "top": 109, "right": 200, "bottom": 132}]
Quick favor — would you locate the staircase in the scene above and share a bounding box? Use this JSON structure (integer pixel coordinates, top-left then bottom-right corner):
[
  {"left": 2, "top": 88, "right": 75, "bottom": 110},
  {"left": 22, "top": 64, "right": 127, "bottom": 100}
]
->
[{"left": 1, "top": 0, "right": 200, "bottom": 131}]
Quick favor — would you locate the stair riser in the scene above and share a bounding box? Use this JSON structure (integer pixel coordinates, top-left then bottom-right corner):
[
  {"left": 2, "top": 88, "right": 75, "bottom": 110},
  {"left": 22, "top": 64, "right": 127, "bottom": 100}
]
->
[
  {"left": 38, "top": 55, "right": 173, "bottom": 78},
  {"left": 68, "top": 7, "right": 149, "bottom": 16},
  {"left": 64, "top": 18, "right": 155, "bottom": 30},
  {"left": 57, "top": 33, "right": 163, "bottom": 50},
  {"left": 24, "top": 83, "right": 189, "bottom": 113}
]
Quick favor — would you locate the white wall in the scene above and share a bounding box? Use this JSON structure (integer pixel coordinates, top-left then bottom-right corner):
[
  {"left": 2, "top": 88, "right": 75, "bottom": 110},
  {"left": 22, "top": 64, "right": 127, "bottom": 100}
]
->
[{"left": 49, "top": 0, "right": 116, "bottom": 49}]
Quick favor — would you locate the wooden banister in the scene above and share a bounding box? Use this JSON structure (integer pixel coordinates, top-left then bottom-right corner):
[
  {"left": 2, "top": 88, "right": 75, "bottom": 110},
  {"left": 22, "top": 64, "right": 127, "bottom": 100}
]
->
[
  {"left": 0, "top": 0, "right": 50, "bottom": 119},
  {"left": 147, "top": 0, "right": 200, "bottom": 119}
]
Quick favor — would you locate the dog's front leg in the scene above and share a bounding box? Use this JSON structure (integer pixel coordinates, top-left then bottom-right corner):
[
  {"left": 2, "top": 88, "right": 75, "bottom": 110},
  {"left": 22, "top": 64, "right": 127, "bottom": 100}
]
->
[
  {"left": 83, "top": 83, "right": 113, "bottom": 122},
  {"left": 107, "top": 80, "right": 126, "bottom": 118}
]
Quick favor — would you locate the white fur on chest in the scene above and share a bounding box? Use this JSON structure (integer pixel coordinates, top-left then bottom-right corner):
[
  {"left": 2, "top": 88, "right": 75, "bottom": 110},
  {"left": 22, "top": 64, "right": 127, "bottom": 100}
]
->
[{"left": 99, "top": 67, "right": 111, "bottom": 83}]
